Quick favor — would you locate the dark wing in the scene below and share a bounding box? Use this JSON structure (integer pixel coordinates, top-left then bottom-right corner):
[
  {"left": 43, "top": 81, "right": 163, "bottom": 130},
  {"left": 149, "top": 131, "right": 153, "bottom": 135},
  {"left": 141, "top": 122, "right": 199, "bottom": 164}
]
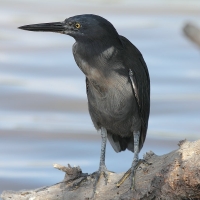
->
[
  {"left": 120, "top": 35, "right": 150, "bottom": 151},
  {"left": 86, "top": 77, "right": 89, "bottom": 94}
]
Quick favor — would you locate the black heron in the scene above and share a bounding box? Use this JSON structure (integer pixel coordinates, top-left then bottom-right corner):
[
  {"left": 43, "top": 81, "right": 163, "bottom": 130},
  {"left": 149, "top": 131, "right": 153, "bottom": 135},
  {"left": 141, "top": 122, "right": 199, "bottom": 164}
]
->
[{"left": 19, "top": 14, "right": 150, "bottom": 190}]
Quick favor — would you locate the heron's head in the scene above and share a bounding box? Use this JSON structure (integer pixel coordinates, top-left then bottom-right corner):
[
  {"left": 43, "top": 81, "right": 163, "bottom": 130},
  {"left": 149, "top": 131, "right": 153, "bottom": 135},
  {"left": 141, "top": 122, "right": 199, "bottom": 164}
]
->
[{"left": 19, "top": 14, "right": 120, "bottom": 43}]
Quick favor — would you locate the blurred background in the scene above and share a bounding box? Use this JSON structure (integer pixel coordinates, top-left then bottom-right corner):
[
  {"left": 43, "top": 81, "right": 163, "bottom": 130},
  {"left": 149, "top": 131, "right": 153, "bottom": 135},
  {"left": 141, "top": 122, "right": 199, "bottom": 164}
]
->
[{"left": 0, "top": 0, "right": 200, "bottom": 195}]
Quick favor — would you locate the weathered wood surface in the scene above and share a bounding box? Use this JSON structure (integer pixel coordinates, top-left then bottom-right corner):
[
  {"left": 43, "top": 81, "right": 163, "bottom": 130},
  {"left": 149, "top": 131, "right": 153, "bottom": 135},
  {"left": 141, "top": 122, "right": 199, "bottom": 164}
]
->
[
  {"left": 183, "top": 23, "right": 200, "bottom": 48},
  {"left": 1, "top": 140, "right": 200, "bottom": 200}
]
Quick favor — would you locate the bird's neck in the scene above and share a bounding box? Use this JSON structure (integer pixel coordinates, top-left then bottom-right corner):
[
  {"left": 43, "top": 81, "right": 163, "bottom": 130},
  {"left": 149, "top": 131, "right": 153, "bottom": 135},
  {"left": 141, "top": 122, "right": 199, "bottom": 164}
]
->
[{"left": 74, "top": 37, "right": 122, "bottom": 59}]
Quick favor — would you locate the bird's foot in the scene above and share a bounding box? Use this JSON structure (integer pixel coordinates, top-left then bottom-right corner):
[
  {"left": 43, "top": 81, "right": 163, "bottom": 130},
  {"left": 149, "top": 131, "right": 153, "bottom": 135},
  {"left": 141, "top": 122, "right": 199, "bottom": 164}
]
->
[
  {"left": 117, "top": 159, "right": 150, "bottom": 189},
  {"left": 91, "top": 165, "right": 111, "bottom": 198},
  {"left": 93, "top": 164, "right": 110, "bottom": 185},
  {"left": 68, "top": 176, "right": 88, "bottom": 191}
]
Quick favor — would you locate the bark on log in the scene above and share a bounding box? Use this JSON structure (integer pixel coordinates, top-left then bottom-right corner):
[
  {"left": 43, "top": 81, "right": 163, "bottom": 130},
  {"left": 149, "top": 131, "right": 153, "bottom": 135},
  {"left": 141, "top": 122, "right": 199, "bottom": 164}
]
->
[
  {"left": 183, "top": 23, "right": 200, "bottom": 48},
  {"left": 1, "top": 139, "right": 200, "bottom": 200}
]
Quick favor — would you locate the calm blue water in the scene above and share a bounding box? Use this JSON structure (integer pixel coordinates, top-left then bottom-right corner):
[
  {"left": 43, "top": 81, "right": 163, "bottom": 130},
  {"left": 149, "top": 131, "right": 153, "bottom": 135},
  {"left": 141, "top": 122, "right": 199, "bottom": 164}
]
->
[{"left": 0, "top": 0, "right": 200, "bottom": 194}]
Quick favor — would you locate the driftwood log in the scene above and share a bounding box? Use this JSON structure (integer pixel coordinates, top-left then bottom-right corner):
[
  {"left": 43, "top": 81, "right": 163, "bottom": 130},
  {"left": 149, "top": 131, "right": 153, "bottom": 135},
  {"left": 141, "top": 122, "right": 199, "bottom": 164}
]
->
[
  {"left": 1, "top": 139, "right": 200, "bottom": 200},
  {"left": 183, "top": 23, "right": 200, "bottom": 48}
]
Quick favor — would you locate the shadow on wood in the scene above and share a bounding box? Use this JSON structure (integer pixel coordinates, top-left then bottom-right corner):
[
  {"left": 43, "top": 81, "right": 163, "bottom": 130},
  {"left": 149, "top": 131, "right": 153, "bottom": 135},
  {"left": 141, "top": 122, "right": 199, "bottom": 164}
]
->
[{"left": 1, "top": 140, "right": 200, "bottom": 200}]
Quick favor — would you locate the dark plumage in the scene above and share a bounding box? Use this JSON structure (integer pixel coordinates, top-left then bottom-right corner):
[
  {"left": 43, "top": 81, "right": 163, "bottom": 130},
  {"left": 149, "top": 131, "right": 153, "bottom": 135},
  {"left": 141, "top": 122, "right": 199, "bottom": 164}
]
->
[{"left": 18, "top": 14, "right": 150, "bottom": 190}]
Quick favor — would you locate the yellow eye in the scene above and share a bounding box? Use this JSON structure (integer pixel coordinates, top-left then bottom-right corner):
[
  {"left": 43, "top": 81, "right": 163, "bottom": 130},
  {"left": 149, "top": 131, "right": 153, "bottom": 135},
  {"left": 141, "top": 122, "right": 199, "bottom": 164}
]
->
[{"left": 75, "top": 23, "right": 81, "bottom": 29}]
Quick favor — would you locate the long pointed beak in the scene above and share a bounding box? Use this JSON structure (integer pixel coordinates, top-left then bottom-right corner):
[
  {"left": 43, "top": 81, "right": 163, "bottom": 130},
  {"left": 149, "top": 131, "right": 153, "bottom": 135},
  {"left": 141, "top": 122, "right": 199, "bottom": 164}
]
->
[{"left": 18, "top": 22, "right": 65, "bottom": 33}]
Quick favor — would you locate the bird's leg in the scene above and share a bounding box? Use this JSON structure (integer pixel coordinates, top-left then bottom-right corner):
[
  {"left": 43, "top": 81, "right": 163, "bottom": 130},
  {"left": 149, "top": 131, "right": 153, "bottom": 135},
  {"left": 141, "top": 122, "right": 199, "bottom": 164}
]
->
[
  {"left": 96, "top": 127, "right": 108, "bottom": 183},
  {"left": 130, "top": 131, "right": 140, "bottom": 189},
  {"left": 92, "top": 127, "right": 109, "bottom": 195},
  {"left": 117, "top": 131, "right": 141, "bottom": 189}
]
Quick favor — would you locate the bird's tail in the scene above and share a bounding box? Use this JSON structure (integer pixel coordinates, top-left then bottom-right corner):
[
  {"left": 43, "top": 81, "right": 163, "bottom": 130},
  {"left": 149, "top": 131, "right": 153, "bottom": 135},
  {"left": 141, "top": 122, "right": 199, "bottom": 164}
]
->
[{"left": 107, "top": 131, "right": 146, "bottom": 153}]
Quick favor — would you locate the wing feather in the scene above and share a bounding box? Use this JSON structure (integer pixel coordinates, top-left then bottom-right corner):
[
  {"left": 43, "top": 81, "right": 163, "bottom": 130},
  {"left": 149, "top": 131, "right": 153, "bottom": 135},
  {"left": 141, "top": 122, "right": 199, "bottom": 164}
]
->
[{"left": 120, "top": 35, "right": 150, "bottom": 151}]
